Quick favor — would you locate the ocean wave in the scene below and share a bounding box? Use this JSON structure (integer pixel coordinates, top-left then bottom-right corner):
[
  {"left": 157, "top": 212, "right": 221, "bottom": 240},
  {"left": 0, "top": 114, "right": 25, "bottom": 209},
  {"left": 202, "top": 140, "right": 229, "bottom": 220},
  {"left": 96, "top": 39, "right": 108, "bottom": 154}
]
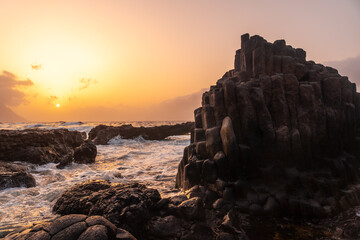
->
[
  {"left": 60, "top": 121, "right": 84, "bottom": 126},
  {"left": 107, "top": 135, "right": 147, "bottom": 145}
]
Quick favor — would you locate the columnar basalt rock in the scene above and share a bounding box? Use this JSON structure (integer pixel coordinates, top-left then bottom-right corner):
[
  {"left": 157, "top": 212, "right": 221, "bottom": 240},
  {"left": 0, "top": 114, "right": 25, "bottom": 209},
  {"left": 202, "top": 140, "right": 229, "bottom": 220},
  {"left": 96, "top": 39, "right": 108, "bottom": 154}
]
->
[
  {"left": 4, "top": 214, "right": 136, "bottom": 240},
  {"left": 176, "top": 34, "right": 360, "bottom": 218}
]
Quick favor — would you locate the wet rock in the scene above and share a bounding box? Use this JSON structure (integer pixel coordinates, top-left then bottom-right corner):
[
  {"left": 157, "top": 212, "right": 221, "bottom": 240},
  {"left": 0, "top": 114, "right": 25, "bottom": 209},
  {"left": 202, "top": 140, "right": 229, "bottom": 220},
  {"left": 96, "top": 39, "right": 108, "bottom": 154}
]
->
[
  {"left": 5, "top": 214, "right": 121, "bottom": 240},
  {"left": 178, "top": 197, "right": 205, "bottom": 220},
  {"left": 53, "top": 180, "right": 160, "bottom": 237},
  {"left": 0, "top": 129, "right": 85, "bottom": 165},
  {"left": 73, "top": 140, "right": 97, "bottom": 164},
  {"left": 88, "top": 122, "right": 194, "bottom": 144},
  {"left": 56, "top": 153, "right": 74, "bottom": 169},
  {"left": 0, "top": 161, "right": 36, "bottom": 190},
  {"left": 77, "top": 225, "right": 107, "bottom": 240}
]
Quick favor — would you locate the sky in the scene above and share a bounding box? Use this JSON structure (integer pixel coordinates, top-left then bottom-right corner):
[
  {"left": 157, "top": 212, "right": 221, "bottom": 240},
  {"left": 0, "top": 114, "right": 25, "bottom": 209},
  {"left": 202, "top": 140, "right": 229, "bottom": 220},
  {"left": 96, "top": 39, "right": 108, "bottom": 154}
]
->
[{"left": 0, "top": 0, "right": 359, "bottom": 122}]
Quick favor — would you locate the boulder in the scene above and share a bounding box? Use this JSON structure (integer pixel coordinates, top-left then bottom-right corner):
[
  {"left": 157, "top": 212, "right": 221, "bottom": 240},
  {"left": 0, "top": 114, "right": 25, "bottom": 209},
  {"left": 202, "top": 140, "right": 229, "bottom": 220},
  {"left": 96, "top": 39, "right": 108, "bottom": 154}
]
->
[
  {"left": 4, "top": 214, "right": 128, "bottom": 240},
  {"left": 74, "top": 141, "right": 97, "bottom": 164},
  {"left": 0, "top": 161, "right": 36, "bottom": 190},
  {"left": 53, "top": 180, "right": 161, "bottom": 237}
]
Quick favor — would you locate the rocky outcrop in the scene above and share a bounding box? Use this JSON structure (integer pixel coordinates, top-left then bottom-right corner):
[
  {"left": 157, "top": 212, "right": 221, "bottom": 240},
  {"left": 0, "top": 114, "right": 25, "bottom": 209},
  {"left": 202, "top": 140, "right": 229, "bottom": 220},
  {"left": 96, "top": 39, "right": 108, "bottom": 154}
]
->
[
  {"left": 88, "top": 122, "right": 194, "bottom": 145},
  {"left": 4, "top": 214, "right": 136, "bottom": 240},
  {"left": 0, "top": 161, "right": 36, "bottom": 190},
  {"left": 73, "top": 140, "right": 97, "bottom": 164},
  {"left": 176, "top": 34, "right": 360, "bottom": 218},
  {"left": 53, "top": 180, "right": 249, "bottom": 239},
  {"left": 0, "top": 129, "right": 96, "bottom": 166},
  {"left": 53, "top": 180, "right": 161, "bottom": 238}
]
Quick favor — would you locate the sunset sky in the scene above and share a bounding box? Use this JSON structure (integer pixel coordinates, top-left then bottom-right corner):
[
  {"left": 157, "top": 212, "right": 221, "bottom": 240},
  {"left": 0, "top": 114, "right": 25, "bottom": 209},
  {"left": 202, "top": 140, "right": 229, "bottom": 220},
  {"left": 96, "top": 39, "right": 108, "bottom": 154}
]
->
[{"left": 0, "top": 0, "right": 359, "bottom": 122}]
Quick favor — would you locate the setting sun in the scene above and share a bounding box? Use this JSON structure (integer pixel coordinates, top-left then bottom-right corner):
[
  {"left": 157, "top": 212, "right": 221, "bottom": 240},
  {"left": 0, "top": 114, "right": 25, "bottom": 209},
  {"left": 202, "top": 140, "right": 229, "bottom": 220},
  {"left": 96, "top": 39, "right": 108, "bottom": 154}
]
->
[{"left": 56, "top": 104, "right": 60, "bottom": 108}]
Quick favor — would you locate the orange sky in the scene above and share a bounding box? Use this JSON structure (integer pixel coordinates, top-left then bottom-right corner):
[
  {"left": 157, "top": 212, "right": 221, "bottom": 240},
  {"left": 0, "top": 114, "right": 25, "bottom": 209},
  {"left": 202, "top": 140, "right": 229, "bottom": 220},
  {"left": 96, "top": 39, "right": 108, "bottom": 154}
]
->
[{"left": 0, "top": 0, "right": 359, "bottom": 121}]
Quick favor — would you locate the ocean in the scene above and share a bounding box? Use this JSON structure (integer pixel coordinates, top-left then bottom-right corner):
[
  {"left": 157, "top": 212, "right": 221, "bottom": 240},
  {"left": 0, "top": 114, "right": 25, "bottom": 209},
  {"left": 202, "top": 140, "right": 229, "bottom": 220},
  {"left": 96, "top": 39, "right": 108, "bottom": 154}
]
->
[{"left": 0, "top": 121, "right": 189, "bottom": 237}]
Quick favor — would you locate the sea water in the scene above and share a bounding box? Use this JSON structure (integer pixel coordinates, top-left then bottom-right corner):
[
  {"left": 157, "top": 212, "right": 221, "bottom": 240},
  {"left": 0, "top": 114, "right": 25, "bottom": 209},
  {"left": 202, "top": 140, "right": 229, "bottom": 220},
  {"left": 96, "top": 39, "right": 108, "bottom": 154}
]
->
[{"left": 0, "top": 121, "right": 189, "bottom": 236}]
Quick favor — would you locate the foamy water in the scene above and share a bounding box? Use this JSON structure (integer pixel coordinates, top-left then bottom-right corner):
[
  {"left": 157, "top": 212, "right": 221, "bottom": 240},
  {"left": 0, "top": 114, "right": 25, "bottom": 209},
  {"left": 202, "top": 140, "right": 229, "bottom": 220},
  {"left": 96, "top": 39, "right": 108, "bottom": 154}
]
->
[{"left": 0, "top": 121, "right": 189, "bottom": 236}]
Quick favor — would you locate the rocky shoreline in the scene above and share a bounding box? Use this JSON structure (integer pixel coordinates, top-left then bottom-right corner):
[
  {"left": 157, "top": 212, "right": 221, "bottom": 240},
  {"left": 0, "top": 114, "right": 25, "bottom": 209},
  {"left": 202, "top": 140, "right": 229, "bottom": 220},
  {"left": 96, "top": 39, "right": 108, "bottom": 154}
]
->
[{"left": 2, "top": 33, "right": 360, "bottom": 239}]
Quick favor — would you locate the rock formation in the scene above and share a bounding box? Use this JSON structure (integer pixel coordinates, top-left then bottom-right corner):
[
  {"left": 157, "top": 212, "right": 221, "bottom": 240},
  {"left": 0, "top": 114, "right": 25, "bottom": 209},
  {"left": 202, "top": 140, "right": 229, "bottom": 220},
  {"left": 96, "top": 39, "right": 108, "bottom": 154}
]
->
[
  {"left": 53, "top": 180, "right": 161, "bottom": 238},
  {"left": 0, "top": 161, "right": 36, "bottom": 190},
  {"left": 52, "top": 180, "right": 249, "bottom": 239},
  {"left": 176, "top": 34, "right": 360, "bottom": 218},
  {"left": 4, "top": 214, "right": 136, "bottom": 240},
  {"left": 0, "top": 129, "right": 96, "bottom": 166},
  {"left": 88, "top": 122, "right": 194, "bottom": 145}
]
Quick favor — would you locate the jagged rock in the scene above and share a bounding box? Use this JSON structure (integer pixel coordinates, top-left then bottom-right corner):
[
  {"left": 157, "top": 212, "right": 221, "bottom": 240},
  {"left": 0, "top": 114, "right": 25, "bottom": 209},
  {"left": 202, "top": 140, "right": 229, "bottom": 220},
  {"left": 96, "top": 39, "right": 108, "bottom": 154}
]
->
[
  {"left": 53, "top": 180, "right": 160, "bottom": 238},
  {"left": 73, "top": 140, "right": 97, "bottom": 164},
  {"left": 0, "top": 161, "right": 36, "bottom": 190},
  {"left": 0, "top": 129, "right": 87, "bottom": 165},
  {"left": 88, "top": 122, "right": 194, "bottom": 145},
  {"left": 4, "top": 214, "right": 129, "bottom": 240},
  {"left": 176, "top": 33, "right": 360, "bottom": 218}
]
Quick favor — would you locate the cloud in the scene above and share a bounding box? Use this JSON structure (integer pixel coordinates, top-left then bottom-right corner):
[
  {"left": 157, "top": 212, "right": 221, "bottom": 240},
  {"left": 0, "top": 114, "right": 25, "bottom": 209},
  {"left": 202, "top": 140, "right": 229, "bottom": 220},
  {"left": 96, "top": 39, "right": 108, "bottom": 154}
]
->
[
  {"left": 31, "top": 64, "right": 42, "bottom": 70},
  {"left": 47, "top": 95, "right": 58, "bottom": 104},
  {"left": 325, "top": 55, "right": 360, "bottom": 87},
  {"left": 79, "top": 78, "right": 97, "bottom": 90},
  {"left": 0, "top": 70, "right": 33, "bottom": 106}
]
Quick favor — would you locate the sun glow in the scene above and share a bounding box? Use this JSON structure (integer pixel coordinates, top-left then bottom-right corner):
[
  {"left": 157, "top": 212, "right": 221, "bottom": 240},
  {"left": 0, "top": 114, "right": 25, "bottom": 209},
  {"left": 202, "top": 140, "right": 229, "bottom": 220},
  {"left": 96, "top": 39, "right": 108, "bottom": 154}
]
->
[{"left": 56, "top": 104, "right": 60, "bottom": 108}]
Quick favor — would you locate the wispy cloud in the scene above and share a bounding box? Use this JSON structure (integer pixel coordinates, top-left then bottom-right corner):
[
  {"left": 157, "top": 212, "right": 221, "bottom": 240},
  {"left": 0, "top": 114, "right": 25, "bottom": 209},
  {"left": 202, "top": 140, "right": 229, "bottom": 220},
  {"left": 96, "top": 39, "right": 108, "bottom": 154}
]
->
[
  {"left": 31, "top": 64, "right": 42, "bottom": 70},
  {"left": 0, "top": 71, "right": 33, "bottom": 106},
  {"left": 47, "top": 95, "right": 58, "bottom": 104},
  {"left": 79, "top": 78, "right": 97, "bottom": 90}
]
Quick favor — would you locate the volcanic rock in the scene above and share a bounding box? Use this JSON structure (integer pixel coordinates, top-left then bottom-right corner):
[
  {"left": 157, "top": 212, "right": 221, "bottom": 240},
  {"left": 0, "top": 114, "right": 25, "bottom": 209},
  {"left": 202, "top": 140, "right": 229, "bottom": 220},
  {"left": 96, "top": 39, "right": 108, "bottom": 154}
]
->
[
  {"left": 73, "top": 140, "right": 97, "bottom": 164},
  {"left": 4, "top": 214, "right": 135, "bottom": 240},
  {"left": 53, "top": 180, "right": 161, "bottom": 238},
  {"left": 176, "top": 33, "right": 360, "bottom": 218},
  {"left": 88, "top": 122, "right": 194, "bottom": 145},
  {"left": 0, "top": 161, "right": 36, "bottom": 190},
  {"left": 0, "top": 129, "right": 88, "bottom": 165}
]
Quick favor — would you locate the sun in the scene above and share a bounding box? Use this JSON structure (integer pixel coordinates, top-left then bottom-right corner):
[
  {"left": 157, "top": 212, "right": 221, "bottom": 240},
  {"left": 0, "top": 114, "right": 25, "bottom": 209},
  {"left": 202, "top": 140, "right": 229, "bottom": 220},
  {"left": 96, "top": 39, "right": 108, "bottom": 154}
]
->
[{"left": 56, "top": 104, "right": 60, "bottom": 108}]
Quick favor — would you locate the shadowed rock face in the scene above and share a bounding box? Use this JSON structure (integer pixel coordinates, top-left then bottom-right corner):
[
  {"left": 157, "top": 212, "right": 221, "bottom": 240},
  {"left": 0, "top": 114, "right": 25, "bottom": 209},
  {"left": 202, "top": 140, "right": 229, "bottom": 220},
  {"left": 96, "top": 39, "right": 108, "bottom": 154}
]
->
[
  {"left": 0, "top": 129, "right": 96, "bottom": 166},
  {"left": 176, "top": 34, "right": 360, "bottom": 218},
  {"left": 4, "top": 214, "right": 136, "bottom": 240},
  {"left": 0, "top": 161, "right": 36, "bottom": 190},
  {"left": 53, "top": 180, "right": 161, "bottom": 238},
  {"left": 88, "top": 122, "right": 194, "bottom": 145}
]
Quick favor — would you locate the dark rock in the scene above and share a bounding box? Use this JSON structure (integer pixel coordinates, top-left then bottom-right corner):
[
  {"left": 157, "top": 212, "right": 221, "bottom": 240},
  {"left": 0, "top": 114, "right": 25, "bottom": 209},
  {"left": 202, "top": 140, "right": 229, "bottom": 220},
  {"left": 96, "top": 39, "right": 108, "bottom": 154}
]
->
[
  {"left": 145, "top": 215, "right": 183, "bottom": 239},
  {"left": 178, "top": 197, "right": 205, "bottom": 220},
  {"left": 205, "top": 127, "right": 222, "bottom": 159},
  {"left": 74, "top": 140, "right": 97, "bottom": 164},
  {"left": 5, "top": 214, "right": 120, "bottom": 240},
  {"left": 53, "top": 180, "right": 160, "bottom": 236},
  {"left": 0, "top": 129, "right": 85, "bottom": 165},
  {"left": 185, "top": 185, "right": 205, "bottom": 199},
  {"left": 44, "top": 214, "right": 87, "bottom": 236},
  {"left": 202, "top": 159, "right": 217, "bottom": 183},
  {"left": 116, "top": 228, "right": 137, "bottom": 240},
  {"left": 77, "top": 225, "right": 108, "bottom": 240},
  {"left": 51, "top": 221, "right": 87, "bottom": 240},
  {"left": 88, "top": 122, "right": 194, "bottom": 145},
  {"left": 56, "top": 153, "right": 74, "bottom": 169},
  {"left": 0, "top": 161, "right": 36, "bottom": 190},
  {"left": 176, "top": 33, "right": 360, "bottom": 219}
]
